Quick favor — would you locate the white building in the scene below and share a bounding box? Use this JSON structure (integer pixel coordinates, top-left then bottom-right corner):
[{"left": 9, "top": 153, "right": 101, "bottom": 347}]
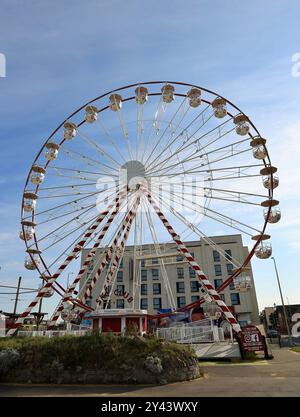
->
[{"left": 80, "top": 234, "right": 260, "bottom": 327}]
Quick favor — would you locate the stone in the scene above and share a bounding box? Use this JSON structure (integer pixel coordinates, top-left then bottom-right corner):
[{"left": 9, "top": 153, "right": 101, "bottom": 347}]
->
[{"left": 144, "top": 356, "right": 163, "bottom": 375}]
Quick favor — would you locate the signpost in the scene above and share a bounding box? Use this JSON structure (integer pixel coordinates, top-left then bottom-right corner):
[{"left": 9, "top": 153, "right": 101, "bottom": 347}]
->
[
  {"left": 239, "top": 325, "right": 272, "bottom": 359},
  {"left": 240, "top": 325, "right": 264, "bottom": 352}
]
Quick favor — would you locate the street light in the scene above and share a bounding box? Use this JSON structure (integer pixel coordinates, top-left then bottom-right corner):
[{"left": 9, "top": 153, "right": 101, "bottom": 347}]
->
[{"left": 271, "top": 257, "right": 293, "bottom": 345}]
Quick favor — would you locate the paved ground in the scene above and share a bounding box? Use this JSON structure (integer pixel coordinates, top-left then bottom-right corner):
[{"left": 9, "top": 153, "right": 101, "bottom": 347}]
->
[{"left": 0, "top": 346, "right": 299, "bottom": 397}]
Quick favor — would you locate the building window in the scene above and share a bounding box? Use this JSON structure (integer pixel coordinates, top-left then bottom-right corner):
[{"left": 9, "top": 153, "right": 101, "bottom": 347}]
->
[
  {"left": 191, "top": 295, "right": 200, "bottom": 302},
  {"left": 219, "top": 293, "right": 225, "bottom": 302},
  {"left": 225, "top": 249, "right": 232, "bottom": 261},
  {"left": 141, "top": 284, "right": 147, "bottom": 296},
  {"left": 140, "top": 298, "right": 148, "bottom": 309},
  {"left": 141, "top": 269, "right": 147, "bottom": 281},
  {"left": 231, "top": 293, "right": 240, "bottom": 305},
  {"left": 116, "top": 299, "right": 124, "bottom": 309},
  {"left": 88, "top": 260, "right": 94, "bottom": 271},
  {"left": 214, "top": 264, "right": 222, "bottom": 276},
  {"left": 177, "top": 267, "right": 184, "bottom": 279},
  {"left": 152, "top": 269, "right": 159, "bottom": 280},
  {"left": 117, "top": 271, "right": 123, "bottom": 282},
  {"left": 141, "top": 259, "right": 146, "bottom": 267},
  {"left": 190, "top": 252, "right": 195, "bottom": 258},
  {"left": 190, "top": 281, "right": 199, "bottom": 293},
  {"left": 226, "top": 263, "right": 233, "bottom": 275},
  {"left": 152, "top": 258, "right": 158, "bottom": 264},
  {"left": 117, "top": 284, "right": 124, "bottom": 293},
  {"left": 229, "top": 281, "right": 235, "bottom": 290},
  {"left": 119, "top": 258, "right": 124, "bottom": 269},
  {"left": 239, "top": 320, "right": 248, "bottom": 328},
  {"left": 189, "top": 267, "right": 196, "bottom": 278},
  {"left": 177, "top": 296, "right": 186, "bottom": 308},
  {"left": 176, "top": 282, "right": 185, "bottom": 293},
  {"left": 103, "top": 300, "right": 111, "bottom": 309},
  {"left": 214, "top": 279, "right": 223, "bottom": 290},
  {"left": 153, "top": 298, "right": 162, "bottom": 310},
  {"left": 213, "top": 250, "right": 220, "bottom": 262},
  {"left": 153, "top": 283, "right": 161, "bottom": 295},
  {"left": 176, "top": 255, "right": 183, "bottom": 262}
]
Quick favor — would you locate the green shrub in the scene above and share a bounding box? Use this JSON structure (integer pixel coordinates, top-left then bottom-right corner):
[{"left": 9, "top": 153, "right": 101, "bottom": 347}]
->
[
  {"left": 0, "top": 348, "right": 20, "bottom": 376},
  {"left": 0, "top": 334, "right": 195, "bottom": 372}
]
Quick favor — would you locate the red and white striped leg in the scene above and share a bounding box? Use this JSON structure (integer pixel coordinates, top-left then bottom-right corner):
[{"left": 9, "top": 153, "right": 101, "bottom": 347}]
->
[
  {"left": 142, "top": 187, "right": 241, "bottom": 333},
  {"left": 95, "top": 248, "right": 122, "bottom": 308},
  {"left": 47, "top": 189, "right": 129, "bottom": 329},
  {"left": 96, "top": 205, "right": 137, "bottom": 308},
  {"left": 6, "top": 188, "right": 128, "bottom": 336},
  {"left": 80, "top": 197, "right": 140, "bottom": 315}
]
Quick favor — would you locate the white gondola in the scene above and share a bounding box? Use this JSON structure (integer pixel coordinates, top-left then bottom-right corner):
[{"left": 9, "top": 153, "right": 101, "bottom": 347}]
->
[
  {"left": 41, "top": 287, "right": 54, "bottom": 298},
  {"left": 30, "top": 166, "right": 46, "bottom": 185},
  {"left": 202, "top": 303, "right": 222, "bottom": 318},
  {"left": 135, "top": 86, "right": 148, "bottom": 104},
  {"left": 253, "top": 145, "right": 267, "bottom": 160},
  {"left": 233, "top": 276, "right": 252, "bottom": 291},
  {"left": 161, "top": 84, "right": 175, "bottom": 103},
  {"left": 211, "top": 97, "right": 227, "bottom": 118},
  {"left": 255, "top": 242, "right": 272, "bottom": 259},
  {"left": 63, "top": 300, "right": 74, "bottom": 310},
  {"left": 24, "top": 249, "right": 41, "bottom": 270},
  {"left": 19, "top": 220, "right": 35, "bottom": 241},
  {"left": 63, "top": 121, "right": 77, "bottom": 139},
  {"left": 24, "top": 258, "right": 36, "bottom": 270},
  {"left": 187, "top": 88, "right": 201, "bottom": 108},
  {"left": 109, "top": 93, "right": 122, "bottom": 111},
  {"left": 250, "top": 136, "right": 267, "bottom": 159},
  {"left": 61, "top": 311, "right": 78, "bottom": 322},
  {"left": 264, "top": 207, "right": 281, "bottom": 223},
  {"left": 262, "top": 174, "right": 279, "bottom": 189},
  {"left": 233, "top": 114, "right": 250, "bottom": 136},
  {"left": 85, "top": 106, "right": 98, "bottom": 123},
  {"left": 23, "top": 192, "right": 38, "bottom": 212},
  {"left": 45, "top": 142, "right": 59, "bottom": 161}
]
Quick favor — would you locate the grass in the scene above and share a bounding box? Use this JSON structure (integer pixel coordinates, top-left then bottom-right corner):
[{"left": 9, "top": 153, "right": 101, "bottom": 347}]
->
[{"left": 291, "top": 346, "right": 300, "bottom": 353}]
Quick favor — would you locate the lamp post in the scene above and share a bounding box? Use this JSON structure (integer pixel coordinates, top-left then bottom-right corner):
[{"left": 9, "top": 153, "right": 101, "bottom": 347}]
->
[
  {"left": 271, "top": 257, "right": 293, "bottom": 345},
  {"left": 13, "top": 276, "right": 22, "bottom": 315}
]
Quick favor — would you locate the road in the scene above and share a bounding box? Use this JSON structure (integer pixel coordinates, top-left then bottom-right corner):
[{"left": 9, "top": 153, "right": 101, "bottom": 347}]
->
[{"left": 0, "top": 346, "right": 299, "bottom": 397}]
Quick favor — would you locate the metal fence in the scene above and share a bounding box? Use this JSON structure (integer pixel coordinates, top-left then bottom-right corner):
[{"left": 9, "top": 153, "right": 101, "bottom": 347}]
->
[
  {"left": 156, "top": 318, "right": 225, "bottom": 344},
  {"left": 17, "top": 330, "right": 90, "bottom": 338}
]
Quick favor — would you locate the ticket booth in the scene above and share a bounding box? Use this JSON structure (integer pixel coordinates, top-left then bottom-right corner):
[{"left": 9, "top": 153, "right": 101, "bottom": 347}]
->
[{"left": 90, "top": 309, "right": 148, "bottom": 335}]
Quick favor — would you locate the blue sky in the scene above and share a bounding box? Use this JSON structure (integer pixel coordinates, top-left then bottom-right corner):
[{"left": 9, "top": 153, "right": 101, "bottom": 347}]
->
[{"left": 0, "top": 0, "right": 300, "bottom": 313}]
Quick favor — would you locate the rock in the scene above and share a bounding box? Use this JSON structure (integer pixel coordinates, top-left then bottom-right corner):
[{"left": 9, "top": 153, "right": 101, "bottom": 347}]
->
[
  {"left": 125, "top": 377, "right": 137, "bottom": 384},
  {"left": 144, "top": 356, "right": 163, "bottom": 375},
  {"left": 158, "top": 378, "right": 168, "bottom": 385}
]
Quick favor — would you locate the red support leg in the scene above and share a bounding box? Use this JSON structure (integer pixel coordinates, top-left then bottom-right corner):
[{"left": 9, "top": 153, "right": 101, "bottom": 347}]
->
[
  {"left": 7, "top": 188, "right": 128, "bottom": 336},
  {"left": 142, "top": 186, "right": 241, "bottom": 333}
]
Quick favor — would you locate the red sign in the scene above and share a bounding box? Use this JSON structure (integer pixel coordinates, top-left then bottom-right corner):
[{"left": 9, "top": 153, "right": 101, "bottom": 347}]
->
[{"left": 240, "top": 325, "right": 264, "bottom": 352}]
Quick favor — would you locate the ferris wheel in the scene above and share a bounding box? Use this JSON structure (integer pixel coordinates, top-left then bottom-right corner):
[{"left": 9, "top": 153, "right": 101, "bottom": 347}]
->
[{"left": 8, "top": 81, "right": 280, "bottom": 336}]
